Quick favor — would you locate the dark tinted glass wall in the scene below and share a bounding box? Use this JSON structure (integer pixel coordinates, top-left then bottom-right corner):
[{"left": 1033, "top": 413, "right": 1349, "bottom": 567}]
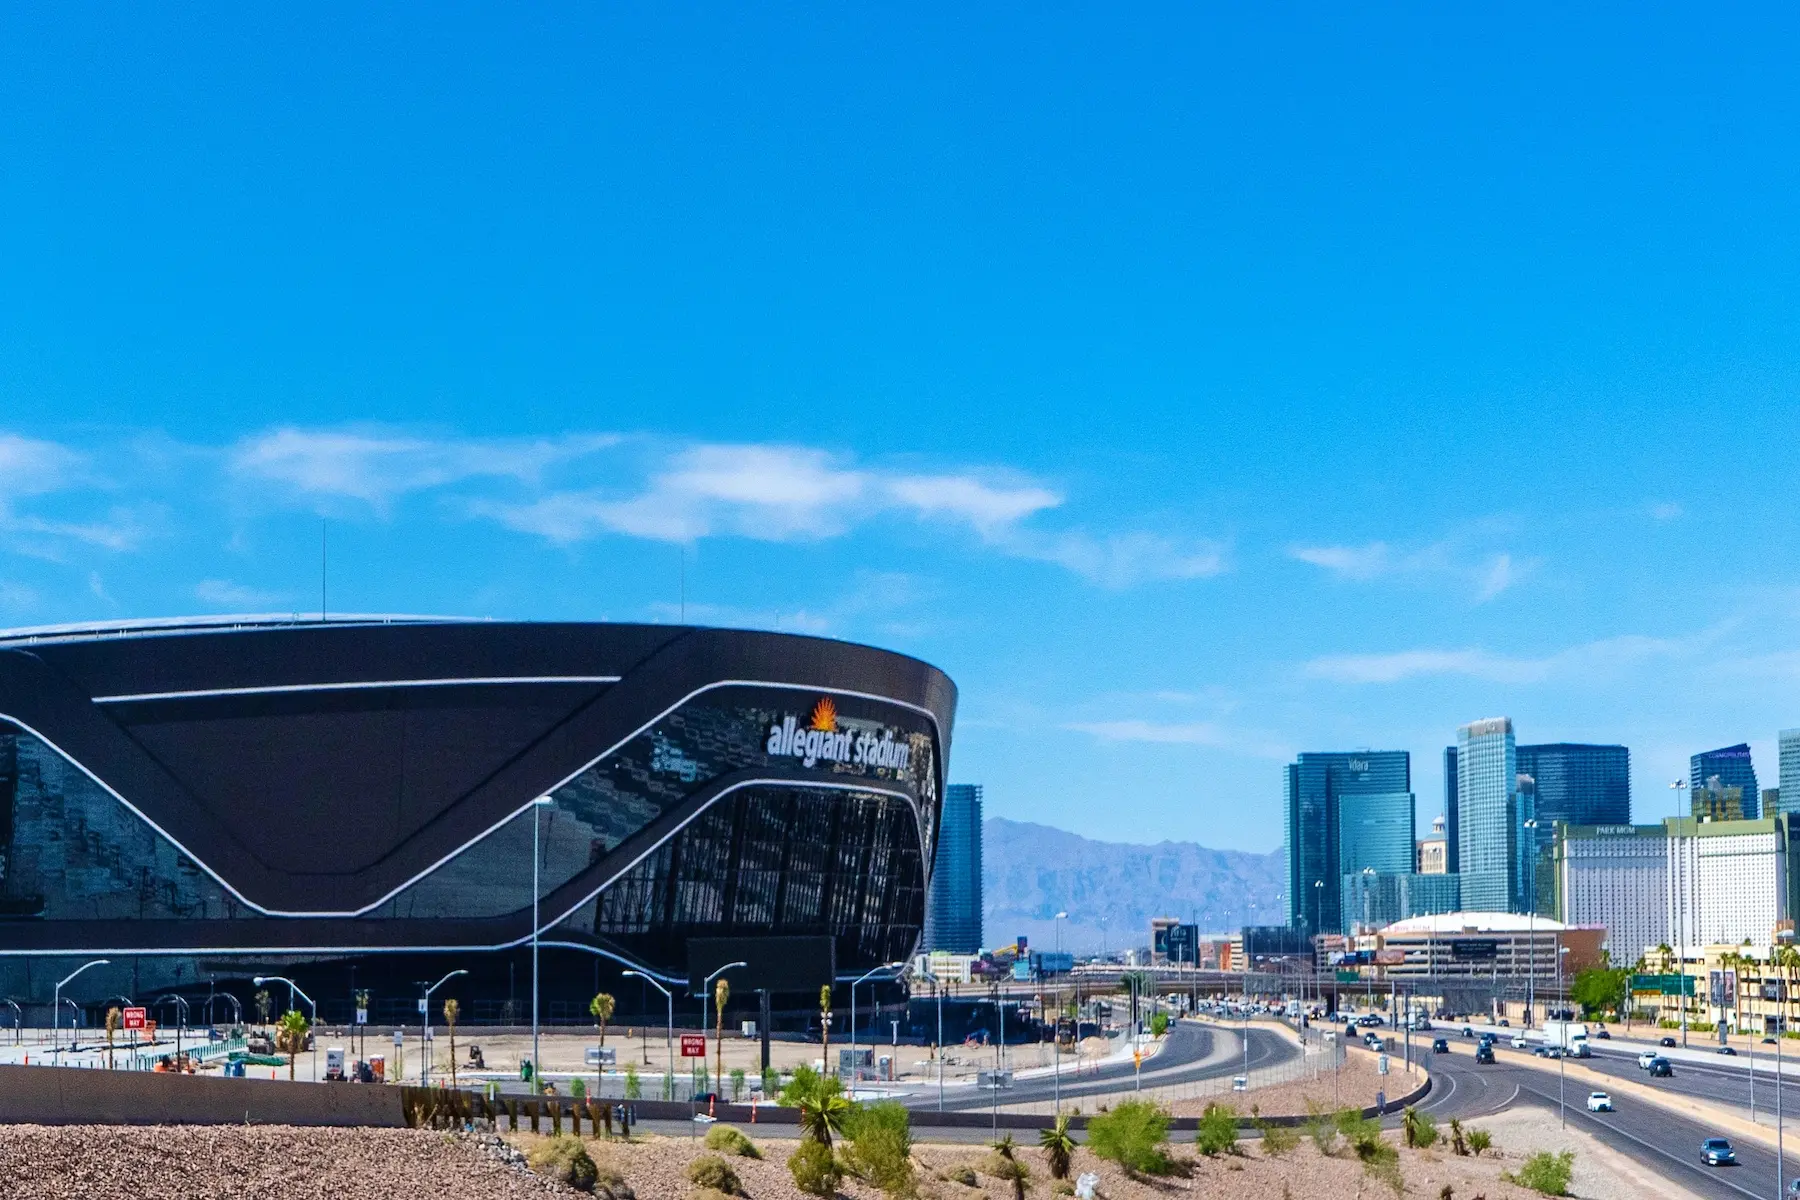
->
[
  {"left": 1285, "top": 751, "right": 1411, "bottom": 934},
  {"left": 922, "top": 784, "right": 983, "bottom": 953},
  {"left": 1516, "top": 744, "right": 1630, "bottom": 828},
  {"left": 1690, "top": 744, "right": 1759, "bottom": 819}
]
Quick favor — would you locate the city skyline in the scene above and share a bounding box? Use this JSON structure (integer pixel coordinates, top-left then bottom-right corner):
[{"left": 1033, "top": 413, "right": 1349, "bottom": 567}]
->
[{"left": 7, "top": 9, "right": 1800, "bottom": 852}]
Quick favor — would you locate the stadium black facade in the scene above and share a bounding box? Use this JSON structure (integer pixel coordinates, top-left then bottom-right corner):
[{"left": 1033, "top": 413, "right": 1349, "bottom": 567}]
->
[{"left": 0, "top": 617, "right": 955, "bottom": 1025}]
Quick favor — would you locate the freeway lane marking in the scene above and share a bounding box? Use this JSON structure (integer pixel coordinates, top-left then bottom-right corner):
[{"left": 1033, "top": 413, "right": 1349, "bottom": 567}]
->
[{"left": 1511, "top": 1080, "right": 1765, "bottom": 1200}]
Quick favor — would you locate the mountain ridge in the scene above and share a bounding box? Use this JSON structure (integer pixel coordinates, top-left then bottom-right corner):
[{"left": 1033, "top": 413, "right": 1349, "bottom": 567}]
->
[{"left": 979, "top": 817, "right": 1285, "bottom": 954}]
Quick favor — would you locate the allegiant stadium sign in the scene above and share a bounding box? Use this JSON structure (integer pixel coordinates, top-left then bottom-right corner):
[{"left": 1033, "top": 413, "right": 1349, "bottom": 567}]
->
[{"left": 766, "top": 696, "right": 914, "bottom": 772}]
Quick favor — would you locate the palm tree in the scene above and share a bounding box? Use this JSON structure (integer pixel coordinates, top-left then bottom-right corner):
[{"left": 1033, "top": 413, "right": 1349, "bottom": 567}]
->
[
  {"left": 590, "top": 992, "right": 615, "bottom": 1057},
  {"left": 104, "top": 1007, "right": 121, "bottom": 1071},
  {"left": 781, "top": 1064, "right": 853, "bottom": 1148},
  {"left": 444, "top": 998, "right": 460, "bottom": 1089},
  {"left": 819, "top": 985, "right": 832, "bottom": 1073},
  {"left": 1039, "top": 1113, "right": 1075, "bottom": 1179},
  {"left": 275, "top": 1009, "right": 310, "bottom": 1081},
  {"left": 714, "top": 978, "right": 730, "bottom": 1088},
  {"left": 254, "top": 989, "right": 272, "bottom": 1029}
]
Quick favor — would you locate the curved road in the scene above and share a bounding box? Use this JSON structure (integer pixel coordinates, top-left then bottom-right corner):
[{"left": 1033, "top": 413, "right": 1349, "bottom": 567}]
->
[{"left": 913, "top": 1020, "right": 1300, "bottom": 1112}]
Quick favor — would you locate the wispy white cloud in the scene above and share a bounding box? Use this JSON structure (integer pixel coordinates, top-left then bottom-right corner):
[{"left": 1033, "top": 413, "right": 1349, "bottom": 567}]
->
[
  {"left": 1005, "top": 530, "right": 1230, "bottom": 588},
  {"left": 1302, "top": 629, "right": 1716, "bottom": 684},
  {"left": 1649, "top": 501, "right": 1683, "bottom": 521},
  {"left": 195, "top": 579, "right": 286, "bottom": 608},
  {"left": 0, "top": 434, "right": 82, "bottom": 500},
  {"left": 1287, "top": 535, "right": 1536, "bottom": 602},
  {"left": 230, "top": 427, "right": 619, "bottom": 511},
  {"left": 1065, "top": 718, "right": 1290, "bottom": 760}
]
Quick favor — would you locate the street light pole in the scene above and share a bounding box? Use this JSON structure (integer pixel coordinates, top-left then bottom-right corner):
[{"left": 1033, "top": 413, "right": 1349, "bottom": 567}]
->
[
  {"left": 700, "top": 961, "right": 747, "bottom": 1092},
  {"left": 530, "top": 796, "right": 555, "bottom": 1084},
  {"left": 1523, "top": 818, "right": 1538, "bottom": 1028},
  {"left": 1670, "top": 780, "right": 1689, "bottom": 1048},
  {"left": 254, "top": 974, "right": 321, "bottom": 1082},
  {"left": 847, "top": 962, "right": 904, "bottom": 1088},
  {"left": 53, "top": 959, "right": 109, "bottom": 1058},
  {"left": 623, "top": 971, "right": 674, "bottom": 1088},
  {"left": 916, "top": 968, "right": 945, "bottom": 1111}
]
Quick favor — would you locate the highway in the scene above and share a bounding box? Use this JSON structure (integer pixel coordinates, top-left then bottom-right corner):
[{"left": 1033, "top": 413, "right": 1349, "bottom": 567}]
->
[
  {"left": 1421, "top": 1038, "right": 1800, "bottom": 1200},
  {"left": 908, "top": 1019, "right": 1301, "bottom": 1112}
]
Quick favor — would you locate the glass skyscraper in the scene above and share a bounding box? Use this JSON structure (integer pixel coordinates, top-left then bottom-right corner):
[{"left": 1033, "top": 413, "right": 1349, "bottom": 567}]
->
[
  {"left": 923, "top": 783, "right": 984, "bottom": 953},
  {"left": 1457, "top": 717, "right": 1520, "bottom": 912},
  {"left": 1691, "top": 744, "right": 1760, "bottom": 819},
  {"left": 1778, "top": 729, "right": 1800, "bottom": 816},
  {"left": 1284, "top": 751, "right": 1413, "bottom": 935},
  {"left": 1514, "top": 742, "right": 1630, "bottom": 912},
  {"left": 1443, "top": 747, "right": 1460, "bottom": 873}
]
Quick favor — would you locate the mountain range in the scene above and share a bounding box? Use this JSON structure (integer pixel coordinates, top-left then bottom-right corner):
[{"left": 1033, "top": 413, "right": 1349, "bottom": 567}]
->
[{"left": 980, "top": 817, "right": 1285, "bottom": 954}]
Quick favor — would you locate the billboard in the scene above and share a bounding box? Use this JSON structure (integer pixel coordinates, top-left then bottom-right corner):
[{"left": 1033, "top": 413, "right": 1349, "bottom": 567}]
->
[
  {"left": 687, "top": 936, "right": 836, "bottom": 993},
  {"left": 1450, "top": 940, "right": 1498, "bottom": 962},
  {"left": 1710, "top": 970, "right": 1738, "bottom": 1008}
]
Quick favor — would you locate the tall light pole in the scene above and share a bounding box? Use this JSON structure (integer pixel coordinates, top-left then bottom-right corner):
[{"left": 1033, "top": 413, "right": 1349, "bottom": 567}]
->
[
  {"left": 1523, "top": 818, "right": 1538, "bottom": 1027},
  {"left": 529, "top": 795, "right": 554, "bottom": 1081},
  {"left": 979, "top": 994, "right": 1007, "bottom": 1138},
  {"left": 700, "top": 961, "right": 746, "bottom": 1091},
  {"left": 255, "top": 974, "right": 320, "bottom": 1082},
  {"left": 53, "top": 959, "right": 109, "bottom": 1057},
  {"left": 915, "top": 968, "right": 945, "bottom": 1110},
  {"left": 1670, "top": 779, "right": 1689, "bottom": 1047},
  {"left": 1053, "top": 912, "right": 1069, "bottom": 1115},
  {"left": 848, "top": 962, "right": 904, "bottom": 1087},
  {"left": 622, "top": 971, "right": 673, "bottom": 1085}
]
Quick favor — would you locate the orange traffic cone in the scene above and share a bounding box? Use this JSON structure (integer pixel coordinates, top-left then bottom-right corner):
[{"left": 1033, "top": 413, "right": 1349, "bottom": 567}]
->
[
  {"left": 751, "top": 1098, "right": 757, "bottom": 1123},
  {"left": 709, "top": 1094, "right": 716, "bottom": 1117}
]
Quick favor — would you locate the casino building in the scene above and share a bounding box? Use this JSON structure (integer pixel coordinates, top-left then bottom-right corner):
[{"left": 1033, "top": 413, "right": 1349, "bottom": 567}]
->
[{"left": 0, "top": 617, "right": 954, "bottom": 1025}]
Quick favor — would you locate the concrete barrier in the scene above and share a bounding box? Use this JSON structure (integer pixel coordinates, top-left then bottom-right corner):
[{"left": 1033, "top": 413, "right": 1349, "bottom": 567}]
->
[{"left": 0, "top": 1063, "right": 405, "bottom": 1127}]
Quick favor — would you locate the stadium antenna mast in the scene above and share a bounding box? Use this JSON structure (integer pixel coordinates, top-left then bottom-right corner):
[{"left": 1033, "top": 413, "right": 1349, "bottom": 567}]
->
[
  {"left": 320, "top": 518, "right": 327, "bottom": 623},
  {"left": 679, "top": 545, "right": 685, "bottom": 623}
]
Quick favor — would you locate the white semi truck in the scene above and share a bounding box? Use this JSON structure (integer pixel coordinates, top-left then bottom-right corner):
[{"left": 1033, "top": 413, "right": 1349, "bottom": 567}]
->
[{"left": 1541, "top": 1019, "right": 1591, "bottom": 1057}]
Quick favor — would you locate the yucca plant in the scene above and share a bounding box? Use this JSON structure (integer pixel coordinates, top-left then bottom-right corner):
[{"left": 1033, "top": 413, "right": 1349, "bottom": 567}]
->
[
  {"left": 105, "top": 1006, "right": 121, "bottom": 1071},
  {"left": 1039, "top": 1113, "right": 1075, "bottom": 1180}
]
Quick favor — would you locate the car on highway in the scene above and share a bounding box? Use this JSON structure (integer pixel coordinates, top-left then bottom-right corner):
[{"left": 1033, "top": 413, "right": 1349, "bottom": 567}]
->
[
  {"left": 1649, "top": 1057, "right": 1675, "bottom": 1078},
  {"left": 1433, "top": 1038, "right": 1450, "bottom": 1054},
  {"left": 1660, "top": 1036, "right": 1678, "bottom": 1048},
  {"left": 1700, "top": 1138, "right": 1737, "bottom": 1167},
  {"left": 1498, "top": 1018, "right": 1510, "bottom": 1027},
  {"left": 1637, "top": 1050, "right": 1660, "bottom": 1069},
  {"left": 1474, "top": 1044, "right": 1496, "bottom": 1064},
  {"left": 1534, "top": 1046, "right": 1563, "bottom": 1059},
  {"left": 1511, "top": 1035, "right": 1529, "bottom": 1049},
  {"left": 1592, "top": 1027, "right": 1610, "bottom": 1040},
  {"left": 1717, "top": 1046, "right": 1738, "bottom": 1056},
  {"left": 1586, "top": 1091, "right": 1614, "bottom": 1112},
  {"left": 1462, "top": 1025, "right": 1475, "bottom": 1038}
]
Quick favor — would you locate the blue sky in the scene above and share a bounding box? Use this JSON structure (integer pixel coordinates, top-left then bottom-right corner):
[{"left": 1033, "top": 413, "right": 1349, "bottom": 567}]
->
[{"left": 4, "top": 7, "right": 1800, "bottom": 852}]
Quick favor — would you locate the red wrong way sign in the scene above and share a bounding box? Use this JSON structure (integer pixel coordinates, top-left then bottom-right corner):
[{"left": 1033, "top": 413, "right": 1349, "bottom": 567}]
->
[
  {"left": 122, "top": 1007, "right": 147, "bottom": 1031},
  {"left": 680, "top": 1034, "right": 706, "bottom": 1058}
]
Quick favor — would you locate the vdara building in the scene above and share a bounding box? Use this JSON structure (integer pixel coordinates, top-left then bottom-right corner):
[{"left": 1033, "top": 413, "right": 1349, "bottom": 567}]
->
[{"left": 0, "top": 617, "right": 954, "bottom": 1025}]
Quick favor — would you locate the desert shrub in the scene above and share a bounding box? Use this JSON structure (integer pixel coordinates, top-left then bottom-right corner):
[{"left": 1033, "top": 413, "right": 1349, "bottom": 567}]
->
[
  {"left": 1150, "top": 1011, "right": 1170, "bottom": 1037},
  {"left": 1050, "top": 1181, "right": 1075, "bottom": 1196},
  {"left": 1196, "top": 1103, "right": 1239, "bottom": 1156},
  {"left": 692, "top": 1190, "right": 735, "bottom": 1200},
  {"left": 529, "top": 1136, "right": 599, "bottom": 1192},
  {"left": 1508, "top": 1151, "right": 1574, "bottom": 1196},
  {"left": 1337, "top": 1109, "right": 1385, "bottom": 1157},
  {"left": 686, "top": 1155, "right": 742, "bottom": 1195},
  {"left": 1086, "top": 1098, "right": 1174, "bottom": 1177},
  {"left": 1305, "top": 1105, "right": 1340, "bottom": 1155},
  {"left": 945, "top": 1165, "right": 978, "bottom": 1187},
  {"left": 843, "top": 1101, "right": 917, "bottom": 1195},
  {"left": 789, "top": 1135, "right": 844, "bottom": 1197},
  {"left": 1448, "top": 1117, "right": 1467, "bottom": 1156},
  {"left": 1401, "top": 1106, "right": 1438, "bottom": 1149},
  {"left": 623, "top": 1064, "right": 641, "bottom": 1100},
  {"left": 593, "top": 1167, "right": 637, "bottom": 1200},
  {"left": 705, "top": 1125, "right": 763, "bottom": 1159},
  {"left": 1466, "top": 1128, "right": 1493, "bottom": 1157},
  {"left": 1254, "top": 1118, "right": 1299, "bottom": 1156},
  {"left": 730, "top": 1068, "right": 747, "bottom": 1101}
]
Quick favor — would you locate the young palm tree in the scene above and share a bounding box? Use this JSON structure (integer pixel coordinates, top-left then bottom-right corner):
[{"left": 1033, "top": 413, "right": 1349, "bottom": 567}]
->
[
  {"left": 444, "top": 998, "right": 461, "bottom": 1089},
  {"left": 275, "top": 1009, "right": 310, "bottom": 1081},
  {"left": 819, "top": 985, "right": 832, "bottom": 1072},
  {"left": 104, "top": 1007, "right": 121, "bottom": 1071},
  {"left": 714, "top": 978, "right": 730, "bottom": 1088},
  {"left": 782, "top": 1065, "right": 853, "bottom": 1148},
  {"left": 254, "top": 989, "right": 272, "bottom": 1030},
  {"left": 590, "top": 992, "right": 616, "bottom": 1054}
]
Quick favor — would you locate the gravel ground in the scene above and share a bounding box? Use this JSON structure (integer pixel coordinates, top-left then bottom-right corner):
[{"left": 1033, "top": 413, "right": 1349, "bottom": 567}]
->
[
  {"left": 0, "top": 1125, "right": 575, "bottom": 1200},
  {"left": 505, "top": 1110, "right": 1702, "bottom": 1200}
]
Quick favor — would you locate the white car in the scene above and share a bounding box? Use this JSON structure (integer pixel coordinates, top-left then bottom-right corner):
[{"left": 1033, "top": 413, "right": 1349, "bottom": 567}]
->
[
  {"left": 1637, "top": 1050, "right": 1660, "bottom": 1069},
  {"left": 1511, "top": 1035, "right": 1530, "bottom": 1049},
  {"left": 1586, "top": 1091, "right": 1614, "bottom": 1113}
]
